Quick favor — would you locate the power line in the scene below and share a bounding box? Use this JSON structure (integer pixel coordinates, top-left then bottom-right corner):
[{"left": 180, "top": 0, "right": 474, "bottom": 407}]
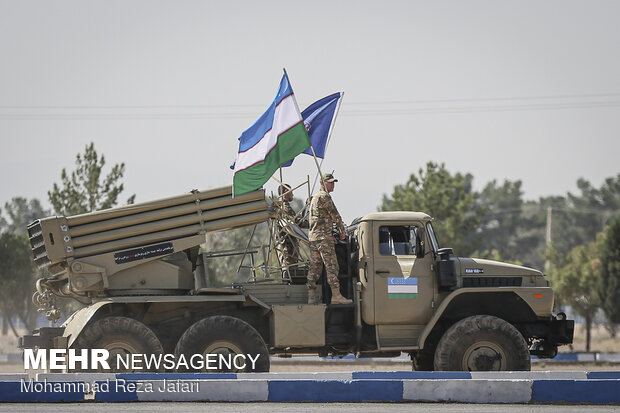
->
[
  {"left": 2, "top": 92, "right": 620, "bottom": 110},
  {"left": 1, "top": 93, "right": 620, "bottom": 120},
  {"left": 0, "top": 103, "right": 265, "bottom": 110},
  {"left": 341, "top": 100, "right": 620, "bottom": 117},
  {"left": 346, "top": 92, "right": 620, "bottom": 106}
]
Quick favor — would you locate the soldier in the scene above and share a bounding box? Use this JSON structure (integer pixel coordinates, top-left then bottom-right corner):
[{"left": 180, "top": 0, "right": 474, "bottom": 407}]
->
[
  {"left": 307, "top": 173, "right": 352, "bottom": 305},
  {"left": 275, "top": 184, "right": 303, "bottom": 270}
]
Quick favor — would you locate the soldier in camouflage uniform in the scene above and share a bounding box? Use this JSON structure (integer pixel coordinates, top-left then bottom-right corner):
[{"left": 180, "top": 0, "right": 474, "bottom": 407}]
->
[
  {"left": 307, "top": 173, "right": 352, "bottom": 305},
  {"left": 275, "top": 184, "right": 303, "bottom": 270}
]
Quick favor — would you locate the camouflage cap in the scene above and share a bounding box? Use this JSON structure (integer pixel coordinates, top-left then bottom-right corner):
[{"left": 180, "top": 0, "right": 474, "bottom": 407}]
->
[{"left": 322, "top": 173, "right": 338, "bottom": 183}]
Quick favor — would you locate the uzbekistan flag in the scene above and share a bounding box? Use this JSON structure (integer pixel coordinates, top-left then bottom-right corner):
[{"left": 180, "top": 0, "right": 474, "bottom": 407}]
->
[
  {"left": 388, "top": 277, "right": 418, "bottom": 299},
  {"left": 233, "top": 70, "right": 311, "bottom": 196}
]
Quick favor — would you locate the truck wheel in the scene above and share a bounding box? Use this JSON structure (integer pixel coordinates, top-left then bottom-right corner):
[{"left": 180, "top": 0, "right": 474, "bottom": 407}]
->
[
  {"left": 74, "top": 316, "right": 164, "bottom": 372},
  {"left": 434, "top": 315, "right": 530, "bottom": 371},
  {"left": 412, "top": 352, "right": 434, "bottom": 371},
  {"left": 174, "top": 315, "right": 270, "bottom": 372}
]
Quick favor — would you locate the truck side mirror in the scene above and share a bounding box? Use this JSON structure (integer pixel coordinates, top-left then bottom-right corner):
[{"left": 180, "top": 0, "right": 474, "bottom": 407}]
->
[
  {"left": 437, "top": 248, "right": 457, "bottom": 291},
  {"left": 437, "top": 248, "right": 454, "bottom": 260}
]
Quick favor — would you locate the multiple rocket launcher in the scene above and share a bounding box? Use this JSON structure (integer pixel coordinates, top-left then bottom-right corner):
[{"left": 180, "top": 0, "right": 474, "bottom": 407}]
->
[{"left": 27, "top": 186, "right": 269, "bottom": 294}]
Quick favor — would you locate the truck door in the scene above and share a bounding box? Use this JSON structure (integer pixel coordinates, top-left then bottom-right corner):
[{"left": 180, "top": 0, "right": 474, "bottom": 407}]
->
[{"left": 371, "top": 222, "right": 434, "bottom": 326}]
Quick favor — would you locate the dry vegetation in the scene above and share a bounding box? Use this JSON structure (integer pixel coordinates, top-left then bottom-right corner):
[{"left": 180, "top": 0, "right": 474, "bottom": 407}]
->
[{"left": 568, "top": 324, "right": 620, "bottom": 353}]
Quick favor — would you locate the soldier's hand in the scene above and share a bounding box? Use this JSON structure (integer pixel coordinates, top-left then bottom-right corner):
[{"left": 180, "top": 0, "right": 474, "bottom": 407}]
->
[{"left": 339, "top": 229, "right": 346, "bottom": 240}]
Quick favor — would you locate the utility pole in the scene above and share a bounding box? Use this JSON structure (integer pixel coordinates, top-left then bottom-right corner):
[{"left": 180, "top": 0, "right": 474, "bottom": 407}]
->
[{"left": 545, "top": 206, "right": 552, "bottom": 271}]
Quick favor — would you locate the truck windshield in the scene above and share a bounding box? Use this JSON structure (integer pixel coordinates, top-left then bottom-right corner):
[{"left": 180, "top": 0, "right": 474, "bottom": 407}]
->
[{"left": 426, "top": 222, "right": 440, "bottom": 252}]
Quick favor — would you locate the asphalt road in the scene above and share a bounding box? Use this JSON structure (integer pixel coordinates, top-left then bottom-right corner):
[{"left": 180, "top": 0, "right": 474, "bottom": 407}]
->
[{"left": 0, "top": 403, "right": 618, "bottom": 412}]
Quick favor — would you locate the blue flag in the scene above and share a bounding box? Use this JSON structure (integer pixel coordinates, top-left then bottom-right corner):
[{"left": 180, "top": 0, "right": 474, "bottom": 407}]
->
[{"left": 281, "top": 92, "right": 344, "bottom": 167}]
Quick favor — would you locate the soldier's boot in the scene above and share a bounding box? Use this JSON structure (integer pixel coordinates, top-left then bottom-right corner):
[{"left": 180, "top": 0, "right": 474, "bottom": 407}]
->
[
  {"left": 330, "top": 286, "right": 352, "bottom": 305},
  {"left": 307, "top": 284, "right": 318, "bottom": 305}
]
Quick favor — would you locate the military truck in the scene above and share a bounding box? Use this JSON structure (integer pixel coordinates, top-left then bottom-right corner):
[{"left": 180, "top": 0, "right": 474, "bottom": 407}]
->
[{"left": 19, "top": 185, "right": 573, "bottom": 372}]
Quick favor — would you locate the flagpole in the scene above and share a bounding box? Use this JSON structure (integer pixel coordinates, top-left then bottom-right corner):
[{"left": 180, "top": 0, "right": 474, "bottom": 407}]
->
[
  {"left": 270, "top": 176, "right": 306, "bottom": 199},
  {"left": 279, "top": 167, "right": 283, "bottom": 190},
  {"left": 309, "top": 145, "right": 326, "bottom": 190},
  {"left": 310, "top": 91, "right": 344, "bottom": 194},
  {"left": 311, "top": 160, "right": 323, "bottom": 194},
  {"left": 323, "top": 91, "right": 344, "bottom": 158}
]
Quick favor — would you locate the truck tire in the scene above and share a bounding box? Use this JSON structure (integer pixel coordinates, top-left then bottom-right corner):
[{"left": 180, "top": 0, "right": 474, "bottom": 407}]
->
[
  {"left": 174, "top": 315, "right": 270, "bottom": 372},
  {"left": 434, "top": 315, "right": 530, "bottom": 371},
  {"left": 74, "top": 316, "right": 164, "bottom": 372}
]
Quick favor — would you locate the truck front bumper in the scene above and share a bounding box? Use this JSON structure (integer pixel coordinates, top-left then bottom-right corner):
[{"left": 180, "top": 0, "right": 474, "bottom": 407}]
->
[
  {"left": 520, "top": 313, "right": 574, "bottom": 358},
  {"left": 18, "top": 327, "right": 66, "bottom": 349},
  {"left": 551, "top": 313, "right": 575, "bottom": 345}
]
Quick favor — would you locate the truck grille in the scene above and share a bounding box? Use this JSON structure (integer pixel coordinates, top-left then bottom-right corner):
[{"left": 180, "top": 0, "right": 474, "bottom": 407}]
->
[
  {"left": 463, "top": 277, "right": 522, "bottom": 288},
  {"left": 28, "top": 220, "right": 51, "bottom": 268}
]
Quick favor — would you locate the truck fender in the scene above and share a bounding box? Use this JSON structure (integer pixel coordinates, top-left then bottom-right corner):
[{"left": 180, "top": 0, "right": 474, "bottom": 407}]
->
[
  {"left": 62, "top": 293, "right": 257, "bottom": 349},
  {"left": 417, "top": 287, "right": 553, "bottom": 350},
  {"left": 61, "top": 300, "right": 113, "bottom": 348}
]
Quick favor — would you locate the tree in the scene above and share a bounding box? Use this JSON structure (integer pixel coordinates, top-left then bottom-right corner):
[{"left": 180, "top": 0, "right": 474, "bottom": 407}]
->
[
  {"left": 548, "top": 235, "right": 603, "bottom": 352},
  {"left": 544, "top": 175, "right": 620, "bottom": 260},
  {"left": 568, "top": 175, "right": 620, "bottom": 235},
  {"left": 203, "top": 224, "right": 269, "bottom": 285},
  {"left": 0, "top": 232, "right": 38, "bottom": 335},
  {"left": 598, "top": 216, "right": 620, "bottom": 324},
  {"left": 203, "top": 198, "right": 306, "bottom": 285},
  {"left": 48, "top": 142, "right": 135, "bottom": 215},
  {"left": 380, "top": 162, "right": 484, "bottom": 256},
  {"left": 476, "top": 179, "right": 528, "bottom": 263},
  {"left": 0, "top": 198, "right": 50, "bottom": 335},
  {"left": 0, "top": 207, "right": 6, "bottom": 232},
  {"left": 3, "top": 197, "right": 49, "bottom": 235}
]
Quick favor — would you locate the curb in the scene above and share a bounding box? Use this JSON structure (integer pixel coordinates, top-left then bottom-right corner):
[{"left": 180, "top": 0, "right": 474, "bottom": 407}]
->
[{"left": 0, "top": 372, "right": 619, "bottom": 404}]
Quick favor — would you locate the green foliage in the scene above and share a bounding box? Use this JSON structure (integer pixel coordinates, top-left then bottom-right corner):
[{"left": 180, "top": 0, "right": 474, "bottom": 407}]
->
[
  {"left": 598, "top": 216, "right": 620, "bottom": 323},
  {"left": 380, "top": 162, "right": 484, "bottom": 256},
  {"left": 568, "top": 175, "right": 620, "bottom": 234},
  {"left": 48, "top": 142, "right": 135, "bottom": 215},
  {"left": 3, "top": 197, "right": 49, "bottom": 235},
  {"left": 543, "top": 175, "right": 620, "bottom": 261},
  {"left": 0, "top": 198, "right": 51, "bottom": 334},
  {"left": 203, "top": 224, "right": 270, "bottom": 285},
  {"left": 476, "top": 180, "right": 527, "bottom": 264},
  {"left": 547, "top": 234, "right": 604, "bottom": 351},
  {"left": 0, "top": 232, "right": 38, "bottom": 334},
  {"left": 0, "top": 208, "right": 6, "bottom": 232},
  {"left": 202, "top": 198, "right": 307, "bottom": 285},
  {"left": 548, "top": 240, "right": 601, "bottom": 313}
]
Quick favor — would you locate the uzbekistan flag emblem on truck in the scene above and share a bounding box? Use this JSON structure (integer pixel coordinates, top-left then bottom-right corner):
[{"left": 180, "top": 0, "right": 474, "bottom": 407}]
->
[{"left": 388, "top": 277, "right": 418, "bottom": 299}]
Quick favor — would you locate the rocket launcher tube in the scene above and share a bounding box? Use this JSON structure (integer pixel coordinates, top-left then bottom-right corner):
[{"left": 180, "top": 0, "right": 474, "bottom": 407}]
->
[
  {"left": 28, "top": 186, "right": 268, "bottom": 269},
  {"left": 68, "top": 190, "right": 265, "bottom": 238},
  {"left": 71, "top": 200, "right": 267, "bottom": 248},
  {"left": 72, "top": 210, "right": 269, "bottom": 258},
  {"left": 66, "top": 186, "right": 233, "bottom": 227}
]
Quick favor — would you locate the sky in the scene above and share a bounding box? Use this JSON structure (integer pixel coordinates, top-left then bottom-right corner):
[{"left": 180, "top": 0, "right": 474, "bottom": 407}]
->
[{"left": 1, "top": 0, "right": 619, "bottom": 224}]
